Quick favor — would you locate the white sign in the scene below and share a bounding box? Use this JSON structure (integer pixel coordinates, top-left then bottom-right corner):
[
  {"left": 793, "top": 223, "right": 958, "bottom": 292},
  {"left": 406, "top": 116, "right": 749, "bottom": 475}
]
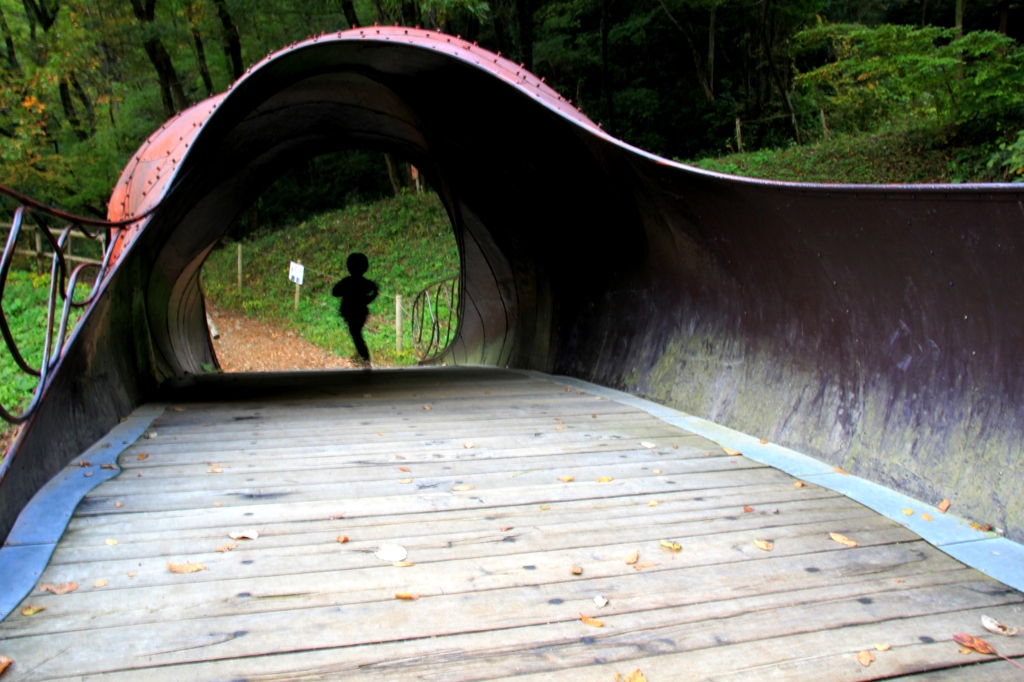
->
[{"left": 288, "top": 261, "right": 304, "bottom": 285}]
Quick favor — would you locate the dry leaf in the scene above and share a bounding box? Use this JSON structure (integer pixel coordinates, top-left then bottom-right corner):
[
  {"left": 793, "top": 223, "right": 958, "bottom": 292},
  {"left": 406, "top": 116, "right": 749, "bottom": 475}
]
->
[
  {"left": 463, "top": 442, "right": 475, "bottom": 448},
  {"left": 0, "top": 656, "right": 12, "bottom": 675},
  {"left": 829, "top": 532, "right": 858, "bottom": 548},
  {"left": 565, "top": 387, "right": 571, "bottom": 392},
  {"left": 952, "top": 633, "right": 997, "bottom": 656},
  {"left": 834, "top": 466, "right": 850, "bottom": 475},
  {"left": 982, "top": 615, "right": 1020, "bottom": 636},
  {"left": 114, "top": 502, "right": 123, "bottom": 508},
  {"left": 20, "top": 605, "right": 44, "bottom": 616},
  {"left": 329, "top": 514, "right": 344, "bottom": 520},
  {"left": 623, "top": 671, "right": 647, "bottom": 682},
  {"left": 592, "top": 414, "right": 597, "bottom": 418},
  {"left": 78, "top": 459, "right": 91, "bottom": 467},
  {"left": 452, "top": 484, "right": 474, "bottom": 491},
  {"left": 722, "top": 446, "right": 741, "bottom": 456},
  {"left": 92, "top": 579, "right": 108, "bottom": 588},
  {"left": 921, "top": 513, "right": 933, "bottom": 521},
  {"left": 422, "top": 405, "right": 432, "bottom": 410},
  {"left": 395, "top": 593, "right": 419, "bottom": 600},
  {"left": 393, "top": 561, "right": 415, "bottom": 567},
  {"left": 558, "top": 476, "right": 575, "bottom": 482},
  {"left": 126, "top": 572, "right": 137, "bottom": 578},
  {"left": 633, "top": 562, "right": 659, "bottom": 570},
  {"left": 970, "top": 522, "right": 993, "bottom": 532},
  {"left": 640, "top": 442, "right": 657, "bottom": 449},
  {"left": 375, "top": 544, "right": 408, "bottom": 562},
  {"left": 398, "top": 478, "right": 413, "bottom": 484},
  {"left": 580, "top": 613, "right": 604, "bottom": 627},
  {"left": 660, "top": 539, "right": 681, "bottom": 552},
  {"left": 903, "top": 508, "right": 914, "bottom": 516},
  {"left": 894, "top": 579, "right": 905, "bottom": 583},
  {"left": 539, "top": 505, "right": 550, "bottom": 510},
  {"left": 168, "top": 562, "right": 205, "bottom": 573},
  {"left": 596, "top": 477, "right": 613, "bottom": 483},
  {"left": 555, "top": 426, "right": 565, "bottom": 431},
  {"left": 172, "top": 406, "right": 185, "bottom": 412},
  {"left": 571, "top": 565, "right": 583, "bottom": 575},
  {"left": 759, "top": 438, "right": 768, "bottom": 444},
  {"left": 594, "top": 595, "right": 608, "bottom": 608},
  {"left": 336, "top": 535, "right": 349, "bottom": 544},
  {"left": 398, "top": 466, "right": 410, "bottom": 472},
  {"left": 793, "top": 481, "right": 806, "bottom": 488},
  {"left": 554, "top": 419, "right": 563, "bottom": 424},
  {"left": 648, "top": 500, "right": 659, "bottom": 507},
  {"left": 754, "top": 540, "right": 774, "bottom": 551},
  {"left": 857, "top": 650, "right": 875, "bottom": 667},
  {"left": 378, "top": 432, "right": 384, "bottom": 436},
  {"left": 874, "top": 643, "right": 891, "bottom": 651},
  {"left": 625, "top": 550, "right": 640, "bottom": 565},
  {"left": 229, "top": 529, "right": 259, "bottom": 540},
  {"left": 214, "top": 502, "right": 222, "bottom": 507},
  {"left": 39, "top": 582, "right": 77, "bottom": 595},
  {"left": 500, "top": 526, "right": 514, "bottom": 532},
  {"left": 743, "top": 505, "right": 754, "bottom": 513},
  {"left": 958, "top": 647, "right": 973, "bottom": 655},
  {"left": 650, "top": 469, "right": 662, "bottom": 475},
  {"left": 938, "top": 498, "right": 951, "bottom": 512},
  {"left": 136, "top": 454, "right": 149, "bottom": 461},
  {"left": 206, "top": 468, "right": 223, "bottom": 474},
  {"left": 105, "top": 538, "right": 118, "bottom": 546},
  {"left": 101, "top": 463, "right": 117, "bottom": 470},
  {"left": 216, "top": 543, "right": 237, "bottom": 553}
]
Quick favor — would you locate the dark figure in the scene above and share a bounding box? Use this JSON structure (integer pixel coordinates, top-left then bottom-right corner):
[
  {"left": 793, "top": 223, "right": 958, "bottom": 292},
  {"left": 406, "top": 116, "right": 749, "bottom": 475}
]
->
[{"left": 332, "top": 253, "right": 378, "bottom": 363}]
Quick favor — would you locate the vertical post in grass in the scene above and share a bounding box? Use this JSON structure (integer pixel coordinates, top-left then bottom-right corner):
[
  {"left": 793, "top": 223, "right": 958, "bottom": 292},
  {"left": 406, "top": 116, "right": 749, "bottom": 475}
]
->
[
  {"left": 396, "top": 294, "right": 403, "bottom": 353},
  {"left": 237, "top": 243, "right": 243, "bottom": 290},
  {"left": 34, "top": 229, "right": 43, "bottom": 275},
  {"left": 735, "top": 117, "right": 743, "bottom": 153},
  {"left": 820, "top": 109, "right": 829, "bottom": 140},
  {"left": 293, "top": 260, "right": 301, "bottom": 311}
]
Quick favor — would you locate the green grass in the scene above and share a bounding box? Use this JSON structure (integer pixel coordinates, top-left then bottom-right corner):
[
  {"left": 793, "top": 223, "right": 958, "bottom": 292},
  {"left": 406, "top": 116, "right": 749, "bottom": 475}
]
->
[{"left": 202, "top": 191, "right": 460, "bottom": 366}]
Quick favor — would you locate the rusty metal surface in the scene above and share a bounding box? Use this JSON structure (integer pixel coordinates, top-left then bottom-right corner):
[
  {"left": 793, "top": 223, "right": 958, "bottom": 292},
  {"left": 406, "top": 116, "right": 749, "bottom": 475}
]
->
[{"left": 2, "top": 27, "right": 1022, "bottom": 547}]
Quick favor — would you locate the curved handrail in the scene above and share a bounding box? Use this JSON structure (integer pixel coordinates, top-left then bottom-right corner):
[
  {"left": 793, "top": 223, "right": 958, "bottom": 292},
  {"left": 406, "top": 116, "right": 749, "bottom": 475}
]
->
[
  {"left": 410, "top": 275, "right": 459, "bottom": 361},
  {"left": 0, "top": 184, "right": 156, "bottom": 424}
]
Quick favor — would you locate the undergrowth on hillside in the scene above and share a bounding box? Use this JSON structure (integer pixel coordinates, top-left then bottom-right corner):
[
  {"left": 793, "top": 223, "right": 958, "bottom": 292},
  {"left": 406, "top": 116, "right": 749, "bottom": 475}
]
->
[{"left": 202, "top": 191, "right": 459, "bottom": 366}]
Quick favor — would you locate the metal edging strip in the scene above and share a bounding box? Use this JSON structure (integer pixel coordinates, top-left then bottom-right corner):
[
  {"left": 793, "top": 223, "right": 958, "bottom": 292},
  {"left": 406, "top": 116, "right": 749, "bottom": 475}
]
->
[
  {"left": 0, "top": 404, "right": 165, "bottom": 620},
  {"left": 515, "top": 369, "right": 1024, "bottom": 594}
]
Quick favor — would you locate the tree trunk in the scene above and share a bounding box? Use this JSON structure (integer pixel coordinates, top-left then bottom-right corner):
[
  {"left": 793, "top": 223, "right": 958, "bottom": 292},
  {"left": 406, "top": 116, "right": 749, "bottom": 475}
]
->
[
  {"left": 491, "top": 1, "right": 512, "bottom": 57},
  {"left": 600, "top": 0, "right": 615, "bottom": 134},
  {"left": 59, "top": 78, "right": 87, "bottom": 140},
  {"left": 70, "top": 74, "right": 95, "bottom": 132},
  {"left": 761, "top": 0, "right": 801, "bottom": 144},
  {"left": 955, "top": 0, "right": 965, "bottom": 35},
  {"left": 143, "top": 37, "right": 188, "bottom": 116},
  {"left": 658, "top": 0, "right": 714, "bottom": 102},
  {"left": 0, "top": 6, "right": 19, "bottom": 70},
  {"left": 400, "top": 1, "right": 418, "bottom": 26},
  {"left": 212, "top": 0, "right": 243, "bottom": 80},
  {"left": 998, "top": 3, "right": 1008, "bottom": 34},
  {"left": 188, "top": 3, "right": 214, "bottom": 95},
  {"left": 515, "top": 0, "right": 532, "bottom": 71},
  {"left": 921, "top": 0, "right": 929, "bottom": 26},
  {"left": 341, "top": 0, "right": 360, "bottom": 28},
  {"left": 384, "top": 154, "right": 403, "bottom": 196},
  {"left": 22, "top": 0, "right": 58, "bottom": 31},
  {"left": 707, "top": 6, "right": 716, "bottom": 92}
]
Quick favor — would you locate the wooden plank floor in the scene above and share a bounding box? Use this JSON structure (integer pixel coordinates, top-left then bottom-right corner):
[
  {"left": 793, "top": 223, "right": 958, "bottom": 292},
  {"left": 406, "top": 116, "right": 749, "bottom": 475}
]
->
[{"left": 2, "top": 367, "right": 1022, "bottom": 680}]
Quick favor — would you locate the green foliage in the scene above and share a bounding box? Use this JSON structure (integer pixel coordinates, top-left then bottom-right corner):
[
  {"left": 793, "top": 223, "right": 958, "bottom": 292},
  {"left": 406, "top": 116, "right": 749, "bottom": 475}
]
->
[{"left": 202, "top": 191, "right": 459, "bottom": 365}]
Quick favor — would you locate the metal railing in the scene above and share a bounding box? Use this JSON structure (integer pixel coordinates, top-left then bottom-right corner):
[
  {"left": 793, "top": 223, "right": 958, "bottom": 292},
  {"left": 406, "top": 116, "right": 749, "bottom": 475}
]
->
[
  {"left": 0, "top": 184, "right": 152, "bottom": 424},
  {"left": 410, "top": 274, "right": 459, "bottom": 360}
]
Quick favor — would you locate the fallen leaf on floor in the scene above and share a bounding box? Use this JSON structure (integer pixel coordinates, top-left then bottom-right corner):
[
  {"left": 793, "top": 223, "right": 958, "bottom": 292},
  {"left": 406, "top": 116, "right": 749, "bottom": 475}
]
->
[
  {"left": 78, "top": 460, "right": 91, "bottom": 467},
  {"left": 648, "top": 500, "right": 659, "bottom": 507},
  {"left": 398, "top": 466, "right": 410, "bottom": 472},
  {"left": 463, "top": 443, "right": 475, "bottom": 448},
  {"left": 376, "top": 544, "right": 408, "bottom": 562},
  {"left": 903, "top": 508, "right": 914, "bottom": 516},
  {"left": 101, "top": 463, "right": 116, "bottom": 470},
  {"left": 20, "top": 605, "right": 44, "bottom": 616},
  {"left": 829, "top": 532, "right": 858, "bottom": 548},
  {"left": 565, "top": 387, "right": 571, "bottom": 392},
  {"left": 938, "top": 498, "right": 951, "bottom": 512},
  {"left": 172, "top": 406, "right": 185, "bottom": 412},
  {"left": 92, "top": 579, "right": 108, "bottom": 588},
  {"left": 39, "top": 582, "right": 77, "bottom": 595},
  {"left": 229, "top": 530, "right": 259, "bottom": 540},
  {"left": 722, "top": 446, "right": 741, "bottom": 456},
  {"left": 126, "top": 572, "right": 137, "bottom": 578},
  {"left": 759, "top": 438, "right": 768, "bottom": 444},
  {"left": 921, "top": 513, "right": 933, "bottom": 521},
  {"left": 554, "top": 419, "right": 563, "bottom": 424},
  {"left": 894, "top": 578, "right": 905, "bottom": 583},
  {"left": 958, "top": 647, "right": 972, "bottom": 655},
  {"left": 857, "top": 650, "right": 875, "bottom": 667},
  {"left": 378, "top": 432, "right": 384, "bottom": 436},
  {"left": 452, "top": 484, "right": 474, "bottom": 491},
  {"left": 624, "top": 670, "right": 647, "bottom": 682},
  {"left": 592, "top": 414, "right": 597, "bottom": 418},
  {"left": 136, "top": 454, "right": 149, "bottom": 461},
  {"left": 398, "top": 478, "right": 413, "bottom": 484},
  {"left": 982, "top": 615, "right": 1020, "bottom": 636},
  {"left": 743, "top": 505, "right": 754, "bottom": 513},
  {"left": 660, "top": 539, "right": 681, "bottom": 552},
  {"left": 953, "top": 633, "right": 997, "bottom": 656},
  {"left": 540, "top": 505, "right": 550, "bottom": 510},
  {"left": 216, "top": 543, "right": 237, "bottom": 553},
  {"left": 395, "top": 593, "right": 419, "bottom": 600},
  {"left": 207, "top": 468, "right": 223, "bottom": 474},
  {"left": 754, "top": 540, "right": 774, "bottom": 551},
  {"left": 596, "top": 477, "right": 613, "bottom": 483},
  {"left": 484, "top": 391, "right": 491, "bottom": 395},
  {"left": 625, "top": 550, "right": 640, "bottom": 565},
  {"left": 793, "top": 481, "right": 806, "bottom": 488},
  {"left": 114, "top": 502, "right": 123, "bottom": 507},
  {"left": 580, "top": 613, "right": 604, "bottom": 627},
  {"left": 834, "top": 466, "right": 850, "bottom": 475},
  {"left": 640, "top": 442, "right": 657, "bottom": 449},
  {"left": 105, "top": 538, "right": 118, "bottom": 546},
  {"left": 500, "top": 526, "right": 514, "bottom": 532},
  {"left": 594, "top": 595, "right": 608, "bottom": 608},
  {"left": 652, "top": 469, "right": 661, "bottom": 474},
  {"left": 555, "top": 426, "right": 565, "bottom": 431},
  {"left": 633, "top": 562, "right": 659, "bottom": 571},
  {"left": 336, "top": 535, "right": 349, "bottom": 544},
  {"left": 970, "top": 522, "right": 992, "bottom": 532},
  {"left": 329, "top": 514, "right": 344, "bottom": 520},
  {"left": 422, "top": 405, "right": 432, "bottom": 410},
  {"left": 874, "top": 643, "right": 891, "bottom": 651},
  {"left": 168, "top": 562, "right": 205, "bottom": 574},
  {"left": 0, "top": 656, "right": 12, "bottom": 674},
  {"left": 558, "top": 476, "right": 575, "bottom": 482},
  {"left": 393, "top": 562, "right": 415, "bottom": 567},
  {"left": 571, "top": 566, "right": 583, "bottom": 575}
]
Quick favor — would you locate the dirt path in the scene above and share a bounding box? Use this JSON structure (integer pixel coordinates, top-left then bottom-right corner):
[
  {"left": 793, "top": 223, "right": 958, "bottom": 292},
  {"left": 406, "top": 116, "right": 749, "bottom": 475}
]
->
[{"left": 208, "top": 305, "right": 357, "bottom": 372}]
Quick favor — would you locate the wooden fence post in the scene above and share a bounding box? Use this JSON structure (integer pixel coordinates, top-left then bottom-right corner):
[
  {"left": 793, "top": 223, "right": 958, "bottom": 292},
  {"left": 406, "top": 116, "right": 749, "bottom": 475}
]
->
[
  {"left": 34, "top": 230, "right": 43, "bottom": 274},
  {"left": 237, "top": 243, "right": 243, "bottom": 290},
  {"left": 820, "top": 109, "right": 830, "bottom": 140},
  {"left": 293, "top": 259, "right": 301, "bottom": 311},
  {"left": 735, "top": 117, "right": 744, "bottom": 153},
  {"left": 396, "top": 294, "right": 403, "bottom": 353}
]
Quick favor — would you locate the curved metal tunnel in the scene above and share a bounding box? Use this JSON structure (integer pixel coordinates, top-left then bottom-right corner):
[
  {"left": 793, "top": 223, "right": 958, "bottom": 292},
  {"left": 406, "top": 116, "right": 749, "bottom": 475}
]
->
[{"left": 2, "top": 28, "right": 1022, "bottom": 545}]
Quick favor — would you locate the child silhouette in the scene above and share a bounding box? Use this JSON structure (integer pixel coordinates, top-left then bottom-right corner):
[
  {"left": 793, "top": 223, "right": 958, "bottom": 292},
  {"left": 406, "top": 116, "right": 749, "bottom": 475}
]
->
[{"left": 332, "top": 252, "right": 378, "bottom": 364}]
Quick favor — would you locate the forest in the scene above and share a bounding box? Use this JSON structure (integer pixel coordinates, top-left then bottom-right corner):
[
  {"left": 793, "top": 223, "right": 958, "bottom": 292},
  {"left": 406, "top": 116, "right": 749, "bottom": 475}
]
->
[{"left": 0, "top": 0, "right": 1023, "bottom": 219}]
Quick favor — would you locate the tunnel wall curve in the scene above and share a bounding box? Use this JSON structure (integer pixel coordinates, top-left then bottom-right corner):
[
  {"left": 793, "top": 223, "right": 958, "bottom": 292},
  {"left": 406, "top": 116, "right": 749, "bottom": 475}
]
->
[{"left": 1, "top": 27, "right": 1022, "bottom": 545}]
